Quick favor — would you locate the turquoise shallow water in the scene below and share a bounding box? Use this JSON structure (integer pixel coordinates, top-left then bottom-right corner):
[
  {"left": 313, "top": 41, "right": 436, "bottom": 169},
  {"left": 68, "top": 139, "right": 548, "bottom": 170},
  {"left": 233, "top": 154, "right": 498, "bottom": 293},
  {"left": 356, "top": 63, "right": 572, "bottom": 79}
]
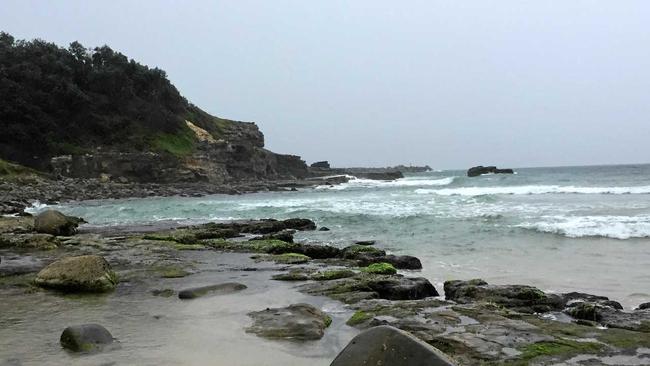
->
[{"left": 38, "top": 164, "right": 650, "bottom": 308}]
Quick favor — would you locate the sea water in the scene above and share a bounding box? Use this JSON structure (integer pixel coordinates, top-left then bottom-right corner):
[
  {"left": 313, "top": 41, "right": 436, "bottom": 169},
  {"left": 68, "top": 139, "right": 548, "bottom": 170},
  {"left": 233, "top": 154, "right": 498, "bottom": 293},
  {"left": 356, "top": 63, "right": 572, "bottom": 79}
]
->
[{"left": 38, "top": 164, "right": 650, "bottom": 308}]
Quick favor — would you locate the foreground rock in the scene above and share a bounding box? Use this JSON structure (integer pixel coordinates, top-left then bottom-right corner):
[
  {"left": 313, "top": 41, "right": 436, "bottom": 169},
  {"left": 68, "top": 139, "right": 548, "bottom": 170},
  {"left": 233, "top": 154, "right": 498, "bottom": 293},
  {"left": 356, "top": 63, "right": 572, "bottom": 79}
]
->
[
  {"left": 247, "top": 303, "right": 331, "bottom": 340},
  {"left": 444, "top": 279, "right": 562, "bottom": 313},
  {"left": 60, "top": 324, "right": 114, "bottom": 352},
  {"left": 467, "top": 166, "right": 514, "bottom": 177},
  {"left": 178, "top": 282, "right": 247, "bottom": 299},
  {"left": 34, "top": 210, "right": 83, "bottom": 236},
  {"left": 35, "top": 255, "right": 118, "bottom": 292},
  {"left": 330, "top": 325, "right": 456, "bottom": 366}
]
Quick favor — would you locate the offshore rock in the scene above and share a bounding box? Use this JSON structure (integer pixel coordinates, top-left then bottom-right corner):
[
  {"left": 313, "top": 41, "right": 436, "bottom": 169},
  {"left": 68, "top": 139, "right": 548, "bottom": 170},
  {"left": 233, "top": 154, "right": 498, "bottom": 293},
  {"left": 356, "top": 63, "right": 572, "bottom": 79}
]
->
[{"left": 467, "top": 166, "right": 514, "bottom": 177}]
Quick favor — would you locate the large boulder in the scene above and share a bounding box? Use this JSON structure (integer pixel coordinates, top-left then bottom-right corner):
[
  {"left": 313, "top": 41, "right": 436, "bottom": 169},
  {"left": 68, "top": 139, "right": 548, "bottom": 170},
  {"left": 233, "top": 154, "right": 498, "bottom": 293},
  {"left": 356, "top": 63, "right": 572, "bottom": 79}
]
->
[
  {"left": 565, "top": 302, "right": 650, "bottom": 332},
  {"left": 330, "top": 325, "right": 456, "bottom": 366},
  {"left": 35, "top": 255, "right": 118, "bottom": 292},
  {"left": 247, "top": 303, "right": 331, "bottom": 340},
  {"left": 60, "top": 324, "right": 114, "bottom": 352},
  {"left": 178, "top": 282, "right": 247, "bottom": 299},
  {"left": 34, "top": 210, "right": 83, "bottom": 236}
]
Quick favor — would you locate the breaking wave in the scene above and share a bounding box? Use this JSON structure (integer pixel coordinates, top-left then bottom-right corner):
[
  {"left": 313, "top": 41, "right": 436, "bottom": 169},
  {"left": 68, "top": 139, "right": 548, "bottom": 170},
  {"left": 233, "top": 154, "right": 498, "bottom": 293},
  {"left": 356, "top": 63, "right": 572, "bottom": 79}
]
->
[
  {"left": 517, "top": 215, "right": 650, "bottom": 239},
  {"left": 317, "top": 176, "right": 456, "bottom": 190},
  {"left": 415, "top": 185, "right": 650, "bottom": 196}
]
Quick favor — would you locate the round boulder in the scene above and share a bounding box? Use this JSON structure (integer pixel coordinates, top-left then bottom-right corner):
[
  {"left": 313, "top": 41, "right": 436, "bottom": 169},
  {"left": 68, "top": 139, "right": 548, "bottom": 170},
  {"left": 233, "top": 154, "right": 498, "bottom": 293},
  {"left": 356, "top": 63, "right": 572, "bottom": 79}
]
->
[
  {"left": 35, "top": 255, "right": 118, "bottom": 292},
  {"left": 34, "top": 210, "right": 82, "bottom": 236},
  {"left": 60, "top": 324, "right": 114, "bottom": 352},
  {"left": 330, "top": 325, "right": 456, "bottom": 366}
]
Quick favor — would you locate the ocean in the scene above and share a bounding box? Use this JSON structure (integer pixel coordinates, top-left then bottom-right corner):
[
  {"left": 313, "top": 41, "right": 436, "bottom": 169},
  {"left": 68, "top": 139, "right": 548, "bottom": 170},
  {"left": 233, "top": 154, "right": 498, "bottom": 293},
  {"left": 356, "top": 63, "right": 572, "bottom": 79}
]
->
[{"left": 36, "top": 164, "right": 650, "bottom": 309}]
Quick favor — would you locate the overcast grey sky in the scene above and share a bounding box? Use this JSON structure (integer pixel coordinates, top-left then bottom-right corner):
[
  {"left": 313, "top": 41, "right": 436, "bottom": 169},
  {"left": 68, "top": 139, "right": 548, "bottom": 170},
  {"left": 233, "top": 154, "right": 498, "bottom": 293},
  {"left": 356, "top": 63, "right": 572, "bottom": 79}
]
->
[{"left": 2, "top": 1, "right": 649, "bottom": 169}]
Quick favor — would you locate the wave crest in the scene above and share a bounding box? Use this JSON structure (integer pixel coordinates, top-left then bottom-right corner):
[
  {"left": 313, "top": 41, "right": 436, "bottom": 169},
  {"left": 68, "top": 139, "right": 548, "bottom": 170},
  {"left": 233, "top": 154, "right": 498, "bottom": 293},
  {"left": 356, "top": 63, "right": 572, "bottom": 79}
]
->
[
  {"left": 415, "top": 185, "right": 650, "bottom": 196},
  {"left": 517, "top": 215, "right": 650, "bottom": 239}
]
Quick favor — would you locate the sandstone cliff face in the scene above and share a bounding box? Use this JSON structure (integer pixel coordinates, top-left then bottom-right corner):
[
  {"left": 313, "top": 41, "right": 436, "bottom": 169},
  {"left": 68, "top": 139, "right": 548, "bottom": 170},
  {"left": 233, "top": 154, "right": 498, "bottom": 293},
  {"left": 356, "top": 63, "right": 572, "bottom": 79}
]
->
[{"left": 50, "top": 120, "right": 308, "bottom": 183}]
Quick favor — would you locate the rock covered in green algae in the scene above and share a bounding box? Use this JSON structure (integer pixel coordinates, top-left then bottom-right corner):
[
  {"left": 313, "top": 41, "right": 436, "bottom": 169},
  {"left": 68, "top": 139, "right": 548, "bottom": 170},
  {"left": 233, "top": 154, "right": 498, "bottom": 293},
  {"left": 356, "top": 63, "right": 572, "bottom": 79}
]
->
[
  {"left": 299, "top": 274, "right": 438, "bottom": 302},
  {"left": 35, "top": 255, "right": 117, "bottom": 292},
  {"left": 444, "top": 279, "right": 562, "bottom": 313},
  {"left": 0, "top": 233, "right": 60, "bottom": 250},
  {"left": 178, "top": 282, "right": 247, "bottom": 299},
  {"left": 246, "top": 303, "right": 331, "bottom": 340},
  {"left": 331, "top": 325, "right": 456, "bottom": 366},
  {"left": 341, "top": 245, "right": 386, "bottom": 260},
  {"left": 34, "top": 210, "right": 83, "bottom": 236},
  {"left": 60, "top": 324, "right": 114, "bottom": 352},
  {"left": 360, "top": 262, "right": 397, "bottom": 275}
]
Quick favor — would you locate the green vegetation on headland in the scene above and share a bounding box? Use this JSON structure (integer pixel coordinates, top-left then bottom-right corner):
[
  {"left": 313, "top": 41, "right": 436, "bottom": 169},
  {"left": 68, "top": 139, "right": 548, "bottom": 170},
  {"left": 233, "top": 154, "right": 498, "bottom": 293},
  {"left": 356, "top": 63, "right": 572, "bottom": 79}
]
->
[{"left": 0, "top": 32, "right": 234, "bottom": 169}]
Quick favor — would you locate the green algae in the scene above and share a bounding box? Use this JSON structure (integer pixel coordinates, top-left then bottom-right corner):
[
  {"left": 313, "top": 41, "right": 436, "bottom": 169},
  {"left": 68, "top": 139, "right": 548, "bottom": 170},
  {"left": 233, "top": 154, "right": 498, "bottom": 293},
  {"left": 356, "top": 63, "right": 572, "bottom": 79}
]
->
[
  {"left": 346, "top": 310, "right": 373, "bottom": 326},
  {"left": 311, "top": 269, "right": 356, "bottom": 281},
  {"left": 360, "top": 262, "right": 397, "bottom": 275}
]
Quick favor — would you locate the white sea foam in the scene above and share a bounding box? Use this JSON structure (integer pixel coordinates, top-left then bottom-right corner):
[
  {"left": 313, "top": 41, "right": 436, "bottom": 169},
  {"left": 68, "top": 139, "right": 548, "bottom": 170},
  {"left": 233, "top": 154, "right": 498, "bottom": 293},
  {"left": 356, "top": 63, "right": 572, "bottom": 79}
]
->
[
  {"left": 517, "top": 215, "right": 650, "bottom": 239},
  {"left": 415, "top": 185, "right": 650, "bottom": 196},
  {"left": 317, "top": 176, "right": 456, "bottom": 190}
]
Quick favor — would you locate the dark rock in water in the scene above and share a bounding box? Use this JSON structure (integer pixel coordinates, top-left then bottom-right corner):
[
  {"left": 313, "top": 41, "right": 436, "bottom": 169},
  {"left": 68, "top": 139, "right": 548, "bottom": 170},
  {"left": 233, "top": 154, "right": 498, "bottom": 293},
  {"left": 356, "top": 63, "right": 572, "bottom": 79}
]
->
[
  {"left": 247, "top": 303, "right": 331, "bottom": 340},
  {"left": 637, "top": 302, "right": 650, "bottom": 310},
  {"left": 318, "top": 227, "right": 330, "bottom": 231},
  {"left": 444, "top": 279, "right": 562, "bottom": 313},
  {"left": 467, "top": 166, "right": 514, "bottom": 177},
  {"left": 341, "top": 245, "right": 386, "bottom": 260},
  {"left": 34, "top": 210, "right": 83, "bottom": 236},
  {"left": 355, "top": 240, "right": 375, "bottom": 246},
  {"left": 300, "top": 244, "right": 342, "bottom": 259},
  {"left": 311, "top": 161, "right": 331, "bottom": 169},
  {"left": 561, "top": 292, "right": 623, "bottom": 310},
  {"left": 354, "top": 253, "right": 423, "bottom": 270},
  {"left": 282, "top": 218, "right": 317, "bottom": 231},
  {"left": 368, "top": 277, "right": 438, "bottom": 300},
  {"left": 565, "top": 302, "right": 650, "bottom": 332},
  {"left": 178, "top": 282, "right": 247, "bottom": 299},
  {"left": 60, "top": 324, "right": 114, "bottom": 352},
  {"left": 35, "top": 255, "right": 118, "bottom": 292},
  {"left": 373, "top": 254, "right": 422, "bottom": 270},
  {"left": 330, "top": 325, "right": 456, "bottom": 366}
]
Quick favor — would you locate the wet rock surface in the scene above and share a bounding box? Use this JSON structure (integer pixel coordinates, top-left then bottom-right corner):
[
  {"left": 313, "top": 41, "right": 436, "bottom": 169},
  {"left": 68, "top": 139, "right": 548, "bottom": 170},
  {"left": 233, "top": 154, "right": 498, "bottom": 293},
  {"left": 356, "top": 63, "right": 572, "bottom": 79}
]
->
[
  {"left": 1, "top": 214, "right": 649, "bottom": 365},
  {"left": 34, "top": 210, "right": 82, "bottom": 236},
  {"left": 35, "top": 255, "right": 118, "bottom": 292},
  {"left": 178, "top": 282, "right": 247, "bottom": 299},
  {"left": 247, "top": 303, "right": 332, "bottom": 340},
  {"left": 331, "top": 325, "right": 456, "bottom": 366},
  {"left": 60, "top": 324, "right": 115, "bottom": 353}
]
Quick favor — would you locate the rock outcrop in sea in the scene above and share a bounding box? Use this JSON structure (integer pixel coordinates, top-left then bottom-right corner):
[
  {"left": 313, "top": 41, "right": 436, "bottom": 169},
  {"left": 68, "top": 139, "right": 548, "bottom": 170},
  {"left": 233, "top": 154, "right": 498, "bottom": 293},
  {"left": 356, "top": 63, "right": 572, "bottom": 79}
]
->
[{"left": 467, "top": 165, "right": 514, "bottom": 177}]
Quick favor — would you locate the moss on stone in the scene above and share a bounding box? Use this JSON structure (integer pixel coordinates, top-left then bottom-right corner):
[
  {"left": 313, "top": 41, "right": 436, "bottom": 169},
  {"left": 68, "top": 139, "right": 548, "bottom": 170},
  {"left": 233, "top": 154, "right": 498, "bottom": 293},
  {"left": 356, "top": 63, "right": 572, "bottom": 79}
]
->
[
  {"left": 155, "top": 266, "right": 190, "bottom": 278},
  {"left": 272, "top": 271, "right": 311, "bottom": 281},
  {"left": 311, "top": 269, "right": 356, "bottom": 281},
  {"left": 324, "top": 315, "right": 332, "bottom": 328},
  {"left": 343, "top": 245, "right": 383, "bottom": 256},
  {"left": 172, "top": 243, "right": 206, "bottom": 250},
  {"left": 271, "top": 253, "right": 310, "bottom": 264},
  {"left": 517, "top": 340, "right": 603, "bottom": 362},
  {"left": 346, "top": 310, "right": 373, "bottom": 326},
  {"left": 360, "top": 262, "right": 397, "bottom": 275}
]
